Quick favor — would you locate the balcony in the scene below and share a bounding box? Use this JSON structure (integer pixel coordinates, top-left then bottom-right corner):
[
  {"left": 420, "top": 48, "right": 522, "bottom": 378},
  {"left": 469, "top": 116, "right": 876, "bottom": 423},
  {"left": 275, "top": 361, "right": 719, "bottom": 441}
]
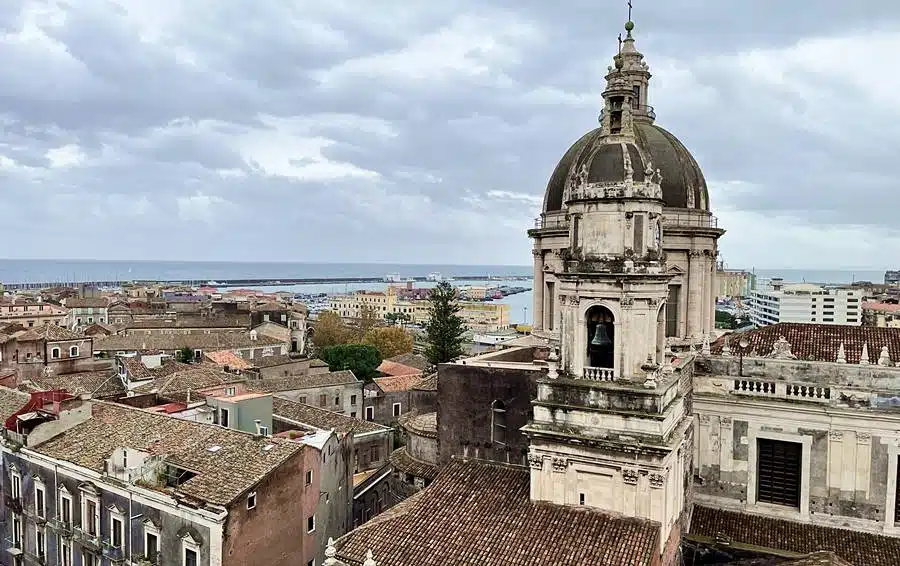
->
[
  {"left": 531, "top": 216, "right": 569, "bottom": 231},
  {"left": 48, "top": 519, "right": 74, "bottom": 537},
  {"left": 661, "top": 212, "right": 719, "bottom": 229},
  {"left": 73, "top": 528, "right": 101, "bottom": 551},
  {"left": 103, "top": 544, "right": 126, "bottom": 562},
  {"left": 583, "top": 366, "right": 616, "bottom": 381},
  {"left": 598, "top": 104, "right": 656, "bottom": 121},
  {"left": 5, "top": 495, "right": 23, "bottom": 514}
]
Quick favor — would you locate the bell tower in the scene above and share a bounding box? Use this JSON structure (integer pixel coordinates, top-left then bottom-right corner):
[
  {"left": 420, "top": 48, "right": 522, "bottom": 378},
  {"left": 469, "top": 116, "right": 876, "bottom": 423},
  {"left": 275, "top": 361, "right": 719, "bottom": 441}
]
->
[{"left": 522, "top": 13, "right": 694, "bottom": 563}]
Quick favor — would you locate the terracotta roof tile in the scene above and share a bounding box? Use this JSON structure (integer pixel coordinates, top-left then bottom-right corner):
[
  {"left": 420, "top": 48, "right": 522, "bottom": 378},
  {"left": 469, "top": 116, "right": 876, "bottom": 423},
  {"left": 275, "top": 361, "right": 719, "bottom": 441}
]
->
[
  {"left": 690, "top": 506, "right": 900, "bottom": 566},
  {"left": 204, "top": 350, "right": 252, "bottom": 370},
  {"left": 27, "top": 370, "right": 125, "bottom": 399},
  {"left": 16, "top": 325, "right": 84, "bottom": 342},
  {"left": 336, "top": 459, "right": 659, "bottom": 566},
  {"left": 712, "top": 323, "right": 900, "bottom": 364},
  {"left": 33, "top": 402, "right": 302, "bottom": 506},
  {"left": 94, "top": 332, "right": 285, "bottom": 352},
  {"left": 386, "top": 353, "right": 429, "bottom": 371},
  {"left": 388, "top": 446, "right": 436, "bottom": 480},
  {"left": 250, "top": 354, "right": 304, "bottom": 368},
  {"left": 411, "top": 373, "right": 437, "bottom": 391},
  {"left": 249, "top": 370, "right": 360, "bottom": 393},
  {"left": 376, "top": 360, "right": 422, "bottom": 378},
  {"left": 272, "top": 397, "right": 389, "bottom": 436},
  {"left": 863, "top": 302, "right": 900, "bottom": 314},
  {"left": 399, "top": 412, "right": 437, "bottom": 439},
  {"left": 133, "top": 365, "right": 238, "bottom": 395},
  {"left": 120, "top": 356, "right": 191, "bottom": 381},
  {"left": 0, "top": 386, "right": 29, "bottom": 420},
  {"left": 373, "top": 374, "right": 424, "bottom": 393},
  {"left": 65, "top": 298, "right": 110, "bottom": 309},
  {"left": 127, "top": 314, "right": 249, "bottom": 329}
]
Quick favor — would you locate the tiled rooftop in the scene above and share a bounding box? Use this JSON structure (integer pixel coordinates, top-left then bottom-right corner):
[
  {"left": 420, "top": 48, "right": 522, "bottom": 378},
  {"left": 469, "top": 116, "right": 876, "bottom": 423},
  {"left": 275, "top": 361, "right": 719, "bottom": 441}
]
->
[
  {"left": 120, "top": 356, "right": 192, "bottom": 381},
  {"left": 376, "top": 360, "right": 422, "bottom": 378},
  {"left": 65, "top": 298, "right": 110, "bottom": 309},
  {"left": 0, "top": 386, "right": 30, "bottom": 420},
  {"left": 336, "top": 459, "right": 660, "bottom": 566},
  {"left": 272, "top": 397, "right": 389, "bottom": 436},
  {"left": 249, "top": 370, "right": 360, "bottom": 393},
  {"left": 863, "top": 302, "right": 900, "bottom": 314},
  {"left": 399, "top": 412, "right": 437, "bottom": 439},
  {"left": 33, "top": 402, "right": 302, "bottom": 507},
  {"left": 712, "top": 323, "right": 900, "bottom": 364},
  {"left": 133, "top": 366, "right": 239, "bottom": 395},
  {"left": 388, "top": 447, "right": 436, "bottom": 480},
  {"left": 690, "top": 506, "right": 900, "bottom": 566},
  {"left": 94, "top": 331, "right": 285, "bottom": 352},
  {"left": 411, "top": 373, "right": 437, "bottom": 391},
  {"left": 204, "top": 350, "right": 253, "bottom": 370},
  {"left": 16, "top": 324, "right": 84, "bottom": 342},
  {"left": 373, "top": 374, "right": 424, "bottom": 393},
  {"left": 386, "top": 353, "right": 429, "bottom": 371},
  {"left": 27, "top": 370, "right": 125, "bottom": 399},
  {"left": 127, "top": 314, "right": 249, "bottom": 329},
  {"left": 250, "top": 354, "right": 304, "bottom": 368}
]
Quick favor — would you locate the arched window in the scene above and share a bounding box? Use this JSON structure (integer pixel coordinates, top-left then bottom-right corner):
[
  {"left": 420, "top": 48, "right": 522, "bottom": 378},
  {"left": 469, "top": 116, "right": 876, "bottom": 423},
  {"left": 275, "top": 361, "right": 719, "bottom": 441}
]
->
[
  {"left": 69, "top": 346, "right": 79, "bottom": 357},
  {"left": 491, "top": 400, "right": 507, "bottom": 446},
  {"left": 586, "top": 305, "right": 615, "bottom": 369},
  {"left": 51, "top": 348, "right": 60, "bottom": 359}
]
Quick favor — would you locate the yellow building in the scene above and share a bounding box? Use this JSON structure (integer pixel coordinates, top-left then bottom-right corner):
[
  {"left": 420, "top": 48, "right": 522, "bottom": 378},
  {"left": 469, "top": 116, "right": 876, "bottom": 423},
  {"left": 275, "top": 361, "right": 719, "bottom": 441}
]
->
[
  {"left": 0, "top": 301, "right": 68, "bottom": 328},
  {"left": 862, "top": 302, "right": 900, "bottom": 328},
  {"left": 328, "top": 288, "right": 510, "bottom": 333}
]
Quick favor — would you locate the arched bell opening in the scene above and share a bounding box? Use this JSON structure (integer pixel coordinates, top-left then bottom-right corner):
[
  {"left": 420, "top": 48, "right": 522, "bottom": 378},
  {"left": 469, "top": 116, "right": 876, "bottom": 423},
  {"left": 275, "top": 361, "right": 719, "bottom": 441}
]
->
[{"left": 585, "top": 305, "right": 615, "bottom": 370}]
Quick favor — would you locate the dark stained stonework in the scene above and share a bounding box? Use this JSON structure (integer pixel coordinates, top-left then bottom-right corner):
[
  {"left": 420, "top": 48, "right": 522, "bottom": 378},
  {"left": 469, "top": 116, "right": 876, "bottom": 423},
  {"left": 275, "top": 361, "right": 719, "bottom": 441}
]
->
[{"left": 543, "top": 122, "right": 709, "bottom": 213}]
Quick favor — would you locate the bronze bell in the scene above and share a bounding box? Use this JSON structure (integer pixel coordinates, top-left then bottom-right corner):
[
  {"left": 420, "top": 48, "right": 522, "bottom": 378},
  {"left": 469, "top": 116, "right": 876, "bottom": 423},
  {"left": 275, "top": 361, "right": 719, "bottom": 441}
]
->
[{"left": 590, "top": 323, "right": 612, "bottom": 347}]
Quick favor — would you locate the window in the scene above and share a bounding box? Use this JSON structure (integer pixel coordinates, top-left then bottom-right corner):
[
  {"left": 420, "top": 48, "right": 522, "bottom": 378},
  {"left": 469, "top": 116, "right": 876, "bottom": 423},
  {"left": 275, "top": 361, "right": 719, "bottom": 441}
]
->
[
  {"left": 12, "top": 515, "right": 22, "bottom": 547},
  {"left": 351, "top": 412, "right": 357, "bottom": 418},
  {"left": 82, "top": 551, "right": 97, "bottom": 566},
  {"left": 307, "top": 515, "right": 315, "bottom": 533},
  {"left": 259, "top": 425, "right": 268, "bottom": 436},
  {"left": 59, "top": 537, "right": 72, "bottom": 566},
  {"left": 319, "top": 394, "right": 327, "bottom": 407},
  {"left": 298, "top": 396, "right": 307, "bottom": 404},
  {"left": 69, "top": 346, "right": 79, "bottom": 357},
  {"left": 392, "top": 402, "right": 401, "bottom": 417},
  {"left": 225, "top": 387, "right": 236, "bottom": 396},
  {"left": 144, "top": 528, "right": 159, "bottom": 561},
  {"left": 365, "top": 406, "right": 374, "bottom": 421},
  {"left": 335, "top": 396, "right": 340, "bottom": 406},
  {"left": 51, "top": 347, "right": 60, "bottom": 359},
  {"left": 247, "top": 491, "right": 257, "bottom": 509},
  {"left": 579, "top": 493, "right": 586, "bottom": 505},
  {"left": 35, "top": 483, "right": 45, "bottom": 518},
  {"left": 371, "top": 445, "right": 380, "bottom": 462},
  {"left": 491, "top": 400, "right": 507, "bottom": 445},
  {"left": 220, "top": 408, "right": 230, "bottom": 428},
  {"left": 59, "top": 490, "right": 72, "bottom": 524},
  {"left": 184, "top": 547, "right": 198, "bottom": 566},
  {"left": 11, "top": 469, "right": 21, "bottom": 500},
  {"left": 305, "top": 470, "right": 312, "bottom": 485},
  {"left": 756, "top": 438, "right": 802, "bottom": 508},
  {"left": 88, "top": 317, "right": 93, "bottom": 324},
  {"left": 194, "top": 349, "right": 202, "bottom": 361},
  {"left": 83, "top": 496, "right": 99, "bottom": 535},
  {"left": 111, "top": 515, "right": 124, "bottom": 548},
  {"left": 350, "top": 394, "right": 357, "bottom": 406}
]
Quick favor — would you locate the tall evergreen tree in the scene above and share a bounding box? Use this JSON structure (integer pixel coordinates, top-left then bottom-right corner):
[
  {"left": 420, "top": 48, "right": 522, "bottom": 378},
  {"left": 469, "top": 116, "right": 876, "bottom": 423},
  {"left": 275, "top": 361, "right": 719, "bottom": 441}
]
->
[{"left": 425, "top": 281, "right": 466, "bottom": 365}]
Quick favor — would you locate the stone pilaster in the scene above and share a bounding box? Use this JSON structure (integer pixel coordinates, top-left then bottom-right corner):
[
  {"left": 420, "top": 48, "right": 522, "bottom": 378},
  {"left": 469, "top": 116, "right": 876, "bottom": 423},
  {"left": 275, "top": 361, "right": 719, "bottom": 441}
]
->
[{"left": 532, "top": 249, "right": 544, "bottom": 330}]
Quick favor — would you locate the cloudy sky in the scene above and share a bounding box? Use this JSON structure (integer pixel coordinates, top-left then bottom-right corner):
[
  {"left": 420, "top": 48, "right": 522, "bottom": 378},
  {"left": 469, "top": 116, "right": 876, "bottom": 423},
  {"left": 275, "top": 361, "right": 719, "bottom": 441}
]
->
[{"left": 2, "top": 0, "right": 899, "bottom": 269}]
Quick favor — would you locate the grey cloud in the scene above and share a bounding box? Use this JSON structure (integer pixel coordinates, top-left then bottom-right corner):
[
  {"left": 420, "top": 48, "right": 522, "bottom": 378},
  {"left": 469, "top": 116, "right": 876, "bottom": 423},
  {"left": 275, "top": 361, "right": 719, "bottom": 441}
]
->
[{"left": 2, "top": 0, "right": 900, "bottom": 266}]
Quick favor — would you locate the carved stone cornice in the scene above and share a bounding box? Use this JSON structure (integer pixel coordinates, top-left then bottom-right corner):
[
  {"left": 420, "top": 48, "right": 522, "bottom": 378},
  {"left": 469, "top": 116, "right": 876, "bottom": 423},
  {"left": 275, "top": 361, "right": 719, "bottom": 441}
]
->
[
  {"left": 551, "top": 457, "right": 568, "bottom": 473},
  {"left": 528, "top": 454, "right": 543, "bottom": 470},
  {"left": 622, "top": 468, "right": 639, "bottom": 485}
]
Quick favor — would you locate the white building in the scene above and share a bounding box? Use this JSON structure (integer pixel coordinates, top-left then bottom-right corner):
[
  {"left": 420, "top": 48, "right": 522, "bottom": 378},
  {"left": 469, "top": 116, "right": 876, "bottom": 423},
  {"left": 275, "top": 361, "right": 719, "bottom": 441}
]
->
[{"left": 749, "top": 280, "right": 863, "bottom": 326}]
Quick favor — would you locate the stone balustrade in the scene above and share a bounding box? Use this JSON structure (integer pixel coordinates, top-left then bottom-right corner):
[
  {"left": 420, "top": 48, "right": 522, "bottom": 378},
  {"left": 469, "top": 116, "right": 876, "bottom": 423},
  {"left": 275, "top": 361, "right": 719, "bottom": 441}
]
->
[{"left": 583, "top": 366, "right": 616, "bottom": 381}]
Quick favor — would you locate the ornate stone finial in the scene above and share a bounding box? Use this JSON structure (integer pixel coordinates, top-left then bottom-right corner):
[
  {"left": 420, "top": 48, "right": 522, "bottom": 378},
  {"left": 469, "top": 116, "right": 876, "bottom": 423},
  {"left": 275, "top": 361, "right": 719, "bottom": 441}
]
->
[
  {"left": 324, "top": 538, "right": 338, "bottom": 565},
  {"left": 546, "top": 348, "right": 560, "bottom": 379},
  {"left": 363, "top": 550, "right": 377, "bottom": 566},
  {"left": 836, "top": 342, "right": 847, "bottom": 364},
  {"left": 701, "top": 332, "right": 712, "bottom": 356},
  {"left": 878, "top": 346, "right": 892, "bottom": 367},
  {"left": 641, "top": 354, "right": 660, "bottom": 388},
  {"left": 767, "top": 336, "right": 796, "bottom": 360},
  {"left": 721, "top": 341, "right": 732, "bottom": 357},
  {"left": 860, "top": 343, "right": 871, "bottom": 365}
]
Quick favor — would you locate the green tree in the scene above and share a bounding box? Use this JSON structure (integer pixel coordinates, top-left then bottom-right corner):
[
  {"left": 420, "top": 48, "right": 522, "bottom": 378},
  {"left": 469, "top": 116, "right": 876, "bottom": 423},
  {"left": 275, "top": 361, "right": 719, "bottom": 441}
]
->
[
  {"left": 385, "top": 312, "right": 412, "bottom": 325},
  {"left": 424, "top": 281, "right": 466, "bottom": 365},
  {"left": 176, "top": 347, "right": 195, "bottom": 363},
  {"left": 352, "top": 305, "right": 381, "bottom": 340},
  {"left": 311, "top": 311, "right": 351, "bottom": 353},
  {"left": 363, "top": 326, "right": 414, "bottom": 359},
  {"left": 715, "top": 310, "right": 738, "bottom": 330},
  {"left": 322, "top": 344, "right": 382, "bottom": 381}
]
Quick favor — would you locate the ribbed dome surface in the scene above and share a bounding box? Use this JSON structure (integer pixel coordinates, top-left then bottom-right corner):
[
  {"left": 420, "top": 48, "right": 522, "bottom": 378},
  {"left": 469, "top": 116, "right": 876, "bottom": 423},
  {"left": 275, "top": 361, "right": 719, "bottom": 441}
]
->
[{"left": 543, "top": 122, "right": 708, "bottom": 212}]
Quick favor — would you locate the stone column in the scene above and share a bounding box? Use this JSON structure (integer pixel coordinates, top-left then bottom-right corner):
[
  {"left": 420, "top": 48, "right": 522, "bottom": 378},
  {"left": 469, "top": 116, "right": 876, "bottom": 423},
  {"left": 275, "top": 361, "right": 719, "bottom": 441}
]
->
[
  {"left": 686, "top": 250, "right": 703, "bottom": 339},
  {"left": 532, "top": 249, "right": 544, "bottom": 330}
]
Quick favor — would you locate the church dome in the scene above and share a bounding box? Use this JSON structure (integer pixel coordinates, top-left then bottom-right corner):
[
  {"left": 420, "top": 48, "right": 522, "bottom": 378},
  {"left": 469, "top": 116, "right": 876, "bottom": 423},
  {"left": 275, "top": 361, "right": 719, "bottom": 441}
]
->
[{"left": 543, "top": 122, "right": 708, "bottom": 212}]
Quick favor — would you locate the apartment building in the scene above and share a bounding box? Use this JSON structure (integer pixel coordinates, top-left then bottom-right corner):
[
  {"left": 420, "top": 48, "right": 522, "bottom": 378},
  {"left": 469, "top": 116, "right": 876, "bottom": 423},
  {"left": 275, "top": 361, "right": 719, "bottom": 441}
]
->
[
  {"left": 863, "top": 301, "right": 900, "bottom": 328},
  {"left": 748, "top": 280, "right": 862, "bottom": 326},
  {"left": 0, "top": 390, "right": 319, "bottom": 566},
  {"left": 0, "top": 301, "right": 68, "bottom": 328}
]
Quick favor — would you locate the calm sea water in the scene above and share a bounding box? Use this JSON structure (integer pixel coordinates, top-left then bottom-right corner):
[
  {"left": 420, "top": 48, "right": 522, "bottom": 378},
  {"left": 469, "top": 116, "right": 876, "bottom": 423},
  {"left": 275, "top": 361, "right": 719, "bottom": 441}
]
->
[{"left": 0, "top": 260, "right": 888, "bottom": 326}]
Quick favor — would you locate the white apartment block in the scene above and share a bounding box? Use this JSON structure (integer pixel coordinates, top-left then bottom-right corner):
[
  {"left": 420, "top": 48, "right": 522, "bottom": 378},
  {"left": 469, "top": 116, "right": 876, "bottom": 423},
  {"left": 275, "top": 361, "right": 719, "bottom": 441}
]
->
[{"left": 749, "top": 281, "right": 862, "bottom": 326}]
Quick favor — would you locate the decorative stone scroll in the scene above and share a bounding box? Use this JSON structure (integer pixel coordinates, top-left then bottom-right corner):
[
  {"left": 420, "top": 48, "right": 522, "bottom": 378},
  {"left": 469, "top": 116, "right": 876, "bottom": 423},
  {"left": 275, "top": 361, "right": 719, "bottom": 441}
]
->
[
  {"left": 528, "top": 454, "right": 544, "bottom": 470},
  {"left": 622, "top": 468, "right": 639, "bottom": 485},
  {"left": 648, "top": 473, "right": 665, "bottom": 489},
  {"left": 858, "top": 432, "right": 872, "bottom": 445},
  {"left": 829, "top": 431, "right": 843, "bottom": 441},
  {"left": 551, "top": 457, "right": 568, "bottom": 473},
  {"left": 767, "top": 336, "right": 796, "bottom": 360}
]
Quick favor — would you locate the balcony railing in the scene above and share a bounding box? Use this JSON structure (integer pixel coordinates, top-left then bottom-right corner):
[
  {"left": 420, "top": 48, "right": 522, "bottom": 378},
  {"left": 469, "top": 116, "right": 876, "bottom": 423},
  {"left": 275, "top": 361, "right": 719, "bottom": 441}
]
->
[
  {"left": 48, "top": 518, "right": 73, "bottom": 537},
  {"left": 662, "top": 212, "right": 719, "bottom": 229},
  {"left": 598, "top": 104, "right": 656, "bottom": 121},
  {"left": 583, "top": 366, "right": 616, "bottom": 381},
  {"left": 5, "top": 495, "right": 23, "bottom": 514},
  {"left": 73, "top": 528, "right": 101, "bottom": 551},
  {"left": 532, "top": 216, "right": 569, "bottom": 230}
]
